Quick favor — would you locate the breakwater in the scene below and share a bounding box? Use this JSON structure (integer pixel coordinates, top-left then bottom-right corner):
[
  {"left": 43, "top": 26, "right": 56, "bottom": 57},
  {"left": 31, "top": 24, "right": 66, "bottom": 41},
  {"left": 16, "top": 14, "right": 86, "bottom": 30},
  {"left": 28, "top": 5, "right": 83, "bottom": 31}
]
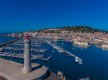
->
[{"left": 46, "top": 40, "right": 82, "bottom": 64}]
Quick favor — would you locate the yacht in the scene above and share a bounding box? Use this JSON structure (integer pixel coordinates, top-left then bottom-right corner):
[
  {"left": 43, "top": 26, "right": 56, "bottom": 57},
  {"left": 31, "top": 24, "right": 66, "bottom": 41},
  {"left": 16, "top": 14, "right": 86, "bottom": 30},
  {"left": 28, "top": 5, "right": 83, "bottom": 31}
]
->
[
  {"left": 75, "top": 57, "right": 79, "bottom": 62},
  {"left": 79, "top": 77, "right": 89, "bottom": 80},
  {"left": 58, "top": 49, "right": 65, "bottom": 53}
]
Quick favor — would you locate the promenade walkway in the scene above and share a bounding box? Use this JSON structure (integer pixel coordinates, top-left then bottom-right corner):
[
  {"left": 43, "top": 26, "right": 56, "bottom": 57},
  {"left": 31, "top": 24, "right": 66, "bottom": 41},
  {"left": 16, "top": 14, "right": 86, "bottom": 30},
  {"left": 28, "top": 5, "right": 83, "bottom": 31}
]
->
[{"left": 0, "top": 58, "right": 48, "bottom": 80}]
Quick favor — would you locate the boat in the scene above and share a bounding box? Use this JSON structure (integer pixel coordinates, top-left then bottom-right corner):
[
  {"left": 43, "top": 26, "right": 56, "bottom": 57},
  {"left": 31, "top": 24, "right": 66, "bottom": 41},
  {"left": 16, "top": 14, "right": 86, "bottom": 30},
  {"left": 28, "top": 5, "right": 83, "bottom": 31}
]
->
[
  {"left": 58, "top": 49, "right": 65, "bottom": 53},
  {"left": 79, "top": 76, "right": 90, "bottom": 80},
  {"left": 53, "top": 45, "right": 58, "bottom": 49},
  {"left": 43, "top": 56, "right": 52, "bottom": 62},
  {"left": 75, "top": 57, "right": 79, "bottom": 62}
]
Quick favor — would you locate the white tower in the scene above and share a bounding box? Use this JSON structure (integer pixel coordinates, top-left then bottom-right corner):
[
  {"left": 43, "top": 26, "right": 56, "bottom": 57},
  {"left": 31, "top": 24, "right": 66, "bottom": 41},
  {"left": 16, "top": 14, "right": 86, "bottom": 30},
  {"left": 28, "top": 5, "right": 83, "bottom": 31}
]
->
[{"left": 22, "top": 34, "right": 32, "bottom": 73}]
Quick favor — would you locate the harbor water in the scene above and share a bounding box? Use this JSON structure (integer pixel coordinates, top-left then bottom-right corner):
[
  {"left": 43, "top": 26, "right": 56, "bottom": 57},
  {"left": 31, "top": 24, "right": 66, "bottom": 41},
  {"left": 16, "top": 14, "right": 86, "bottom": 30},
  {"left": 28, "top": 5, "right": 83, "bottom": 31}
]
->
[
  {"left": 0, "top": 36, "right": 16, "bottom": 44},
  {"left": 0, "top": 37, "right": 108, "bottom": 80}
]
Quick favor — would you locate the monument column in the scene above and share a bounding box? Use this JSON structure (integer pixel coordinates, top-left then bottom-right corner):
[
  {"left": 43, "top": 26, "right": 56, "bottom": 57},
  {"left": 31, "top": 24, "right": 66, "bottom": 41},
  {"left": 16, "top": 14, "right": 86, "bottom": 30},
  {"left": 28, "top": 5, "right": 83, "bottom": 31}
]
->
[{"left": 22, "top": 34, "right": 32, "bottom": 73}]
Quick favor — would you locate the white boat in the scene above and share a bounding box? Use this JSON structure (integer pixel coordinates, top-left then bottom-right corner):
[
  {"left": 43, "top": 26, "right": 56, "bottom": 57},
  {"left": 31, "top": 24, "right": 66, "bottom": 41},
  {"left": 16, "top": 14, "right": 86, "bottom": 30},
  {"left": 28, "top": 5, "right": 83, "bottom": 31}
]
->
[
  {"left": 53, "top": 45, "right": 58, "bottom": 49},
  {"left": 79, "top": 77, "right": 89, "bottom": 80},
  {"left": 75, "top": 57, "right": 79, "bottom": 62},
  {"left": 58, "top": 49, "right": 65, "bottom": 53}
]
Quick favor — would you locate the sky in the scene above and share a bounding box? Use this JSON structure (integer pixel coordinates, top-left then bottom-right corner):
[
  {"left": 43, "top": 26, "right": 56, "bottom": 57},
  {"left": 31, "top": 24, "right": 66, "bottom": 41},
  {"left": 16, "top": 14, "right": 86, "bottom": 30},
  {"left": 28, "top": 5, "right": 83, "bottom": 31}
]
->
[{"left": 0, "top": 0, "right": 108, "bottom": 32}]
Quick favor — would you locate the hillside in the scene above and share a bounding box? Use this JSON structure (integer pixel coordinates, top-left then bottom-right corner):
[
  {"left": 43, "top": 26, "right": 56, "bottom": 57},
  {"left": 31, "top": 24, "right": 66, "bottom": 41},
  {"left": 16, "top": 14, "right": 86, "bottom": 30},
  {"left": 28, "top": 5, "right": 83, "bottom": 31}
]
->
[
  {"left": 60, "top": 26, "right": 107, "bottom": 33},
  {"left": 37, "top": 26, "right": 108, "bottom": 33}
]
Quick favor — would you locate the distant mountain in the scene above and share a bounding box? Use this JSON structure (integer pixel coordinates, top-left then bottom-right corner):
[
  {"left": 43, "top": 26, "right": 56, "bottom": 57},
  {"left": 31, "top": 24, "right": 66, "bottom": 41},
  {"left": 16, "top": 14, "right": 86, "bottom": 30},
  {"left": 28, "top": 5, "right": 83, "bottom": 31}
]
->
[{"left": 37, "top": 26, "right": 108, "bottom": 33}]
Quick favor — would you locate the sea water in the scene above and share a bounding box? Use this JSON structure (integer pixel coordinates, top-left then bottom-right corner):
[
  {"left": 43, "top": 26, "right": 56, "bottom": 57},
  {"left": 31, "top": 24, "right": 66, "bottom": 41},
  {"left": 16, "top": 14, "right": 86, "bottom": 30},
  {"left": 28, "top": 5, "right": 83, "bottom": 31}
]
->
[{"left": 1, "top": 37, "right": 108, "bottom": 80}]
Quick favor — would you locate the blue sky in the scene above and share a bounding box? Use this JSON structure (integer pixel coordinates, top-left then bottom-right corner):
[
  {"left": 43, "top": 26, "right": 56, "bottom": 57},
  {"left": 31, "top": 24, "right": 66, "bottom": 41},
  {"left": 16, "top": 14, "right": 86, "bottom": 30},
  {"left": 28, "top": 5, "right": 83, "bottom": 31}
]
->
[{"left": 0, "top": 0, "right": 108, "bottom": 32}]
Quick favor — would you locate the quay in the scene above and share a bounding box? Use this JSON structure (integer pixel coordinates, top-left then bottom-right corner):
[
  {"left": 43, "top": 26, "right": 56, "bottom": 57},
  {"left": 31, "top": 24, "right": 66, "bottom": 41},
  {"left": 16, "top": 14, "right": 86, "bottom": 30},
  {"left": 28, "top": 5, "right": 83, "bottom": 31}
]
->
[
  {"left": 0, "top": 58, "right": 60, "bottom": 80},
  {"left": 0, "top": 35, "right": 65, "bottom": 80},
  {"left": 46, "top": 40, "right": 82, "bottom": 64}
]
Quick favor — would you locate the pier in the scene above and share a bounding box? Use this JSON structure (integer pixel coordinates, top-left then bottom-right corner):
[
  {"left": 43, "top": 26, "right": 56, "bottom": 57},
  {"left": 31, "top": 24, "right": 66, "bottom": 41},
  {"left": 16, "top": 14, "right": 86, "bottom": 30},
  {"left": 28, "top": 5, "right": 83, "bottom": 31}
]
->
[
  {"left": 46, "top": 40, "right": 82, "bottom": 64},
  {"left": 0, "top": 38, "right": 52, "bottom": 62},
  {"left": 0, "top": 36, "right": 63, "bottom": 80},
  {"left": 0, "top": 38, "right": 20, "bottom": 48},
  {"left": 0, "top": 58, "right": 49, "bottom": 80}
]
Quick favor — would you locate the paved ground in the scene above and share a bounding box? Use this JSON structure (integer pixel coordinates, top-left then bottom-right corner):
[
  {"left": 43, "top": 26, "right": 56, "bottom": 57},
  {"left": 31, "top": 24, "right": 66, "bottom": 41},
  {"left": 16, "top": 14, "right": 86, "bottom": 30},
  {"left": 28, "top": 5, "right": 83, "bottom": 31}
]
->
[
  {"left": 0, "top": 76, "right": 7, "bottom": 80},
  {"left": 0, "top": 58, "right": 48, "bottom": 80}
]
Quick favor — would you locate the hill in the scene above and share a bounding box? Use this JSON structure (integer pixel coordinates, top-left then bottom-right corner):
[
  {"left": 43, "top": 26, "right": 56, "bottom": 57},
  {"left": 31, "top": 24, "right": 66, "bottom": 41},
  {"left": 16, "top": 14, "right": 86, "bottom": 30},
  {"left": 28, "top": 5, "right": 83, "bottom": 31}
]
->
[
  {"left": 37, "top": 26, "right": 108, "bottom": 33},
  {"left": 60, "top": 26, "right": 107, "bottom": 33}
]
